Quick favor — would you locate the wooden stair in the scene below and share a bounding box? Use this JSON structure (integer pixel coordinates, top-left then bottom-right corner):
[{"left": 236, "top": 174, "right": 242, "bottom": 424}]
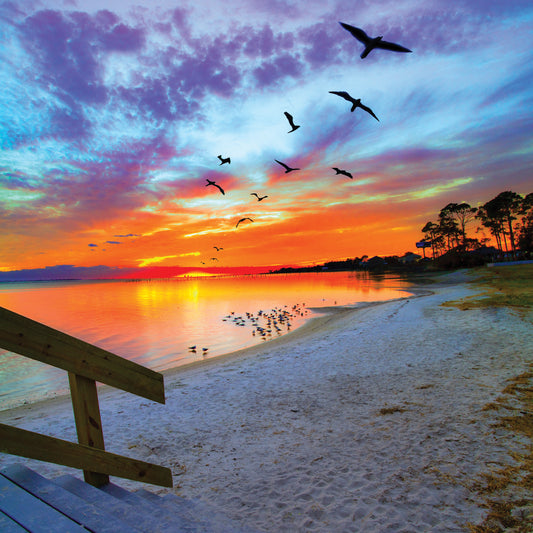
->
[{"left": 0, "top": 465, "right": 254, "bottom": 532}]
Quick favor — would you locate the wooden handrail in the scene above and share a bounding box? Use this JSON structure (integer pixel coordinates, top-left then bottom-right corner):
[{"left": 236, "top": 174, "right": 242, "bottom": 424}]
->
[
  {"left": 0, "top": 306, "right": 172, "bottom": 488},
  {"left": 0, "top": 306, "right": 164, "bottom": 403},
  {"left": 0, "top": 424, "right": 173, "bottom": 487}
]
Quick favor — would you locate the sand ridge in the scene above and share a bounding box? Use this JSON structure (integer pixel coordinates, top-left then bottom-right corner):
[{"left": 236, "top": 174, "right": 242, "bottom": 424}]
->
[{"left": 1, "top": 270, "right": 531, "bottom": 532}]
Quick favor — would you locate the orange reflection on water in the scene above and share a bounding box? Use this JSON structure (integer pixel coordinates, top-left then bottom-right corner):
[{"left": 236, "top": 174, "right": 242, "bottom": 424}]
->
[{"left": 0, "top": 272, "right": 412, "bottom": 409}]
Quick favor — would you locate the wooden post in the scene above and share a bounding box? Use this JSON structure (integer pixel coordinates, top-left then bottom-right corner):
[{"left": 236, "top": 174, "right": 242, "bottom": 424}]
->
[{"left": 68, "top": 372, "right": 109, "bottom": 487}]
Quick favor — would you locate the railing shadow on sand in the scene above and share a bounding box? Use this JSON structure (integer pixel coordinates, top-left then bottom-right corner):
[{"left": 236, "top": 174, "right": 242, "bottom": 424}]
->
[{"left": 0, "top": 306, "right": 172, "bottom": 488}]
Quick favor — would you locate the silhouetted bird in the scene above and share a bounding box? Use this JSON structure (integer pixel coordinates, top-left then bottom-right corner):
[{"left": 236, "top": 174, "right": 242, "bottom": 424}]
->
[
  {"left": 332, "top": 167, "right": 353, "bottom": 179},
  {"left": 211, "top": 257, "right": 218, "bottom": 261},
  {"left": 218, "top": 155, "right": 231, "bottom": 165},
  {"left": 236, "top": 217, "right": 253, "bottom": 228},
  {"left": 214, "top": 246, "right": 223, "bottom": 251},
  {"left": 339, "top": 22, "right": 412, "bottom": 59},
  {"left": 251, "top": 193, "right": 268, "bottom": 201},
  {"left": 329, "top": 91, "right": 379, "bottom": 121},
  {"left": 206, "top": 178, "right": 225, "bottom": 195},
  {"left": 284, "top": 111, "right": 300, "bottom": 133},
  {"left": 275, "top": 159, "right": 300, "bottom": 173}
]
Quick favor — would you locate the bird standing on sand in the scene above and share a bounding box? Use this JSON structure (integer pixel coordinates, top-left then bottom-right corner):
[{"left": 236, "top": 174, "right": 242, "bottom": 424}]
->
[
  {"left": 218, "top": 155, "right": 231, "bottom": 165},
  {"left": 236, "top": 217, "right": 253, "bottom": 228},
  {"left": 332, "top": 167, "right": 353, "bottom": 179},
  {"left": 284, "top": 111, "right": 300, "bottom": 133},
  {"left": 329, "top": 91, "right": 379, "bottom": 121},
  {"left": 251, "top": 193, "right": 268, "bottom": 201},
  {"left": 206, "top": 178, "right": 225, "bottom": 195},
  {"left": 275, "top": 159, "right": 300, "bottom": 173},
  {"left": 339, "top": 22, "right": 412, "bottom": 59}
]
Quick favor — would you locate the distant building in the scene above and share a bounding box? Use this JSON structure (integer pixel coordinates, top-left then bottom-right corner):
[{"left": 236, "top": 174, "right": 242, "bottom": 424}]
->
[
  {"left": 399, "top": 252, "right": 422, "bottom": 264},
  {"left": 364, "top": 256, "right": 387, "bottom": 270}
]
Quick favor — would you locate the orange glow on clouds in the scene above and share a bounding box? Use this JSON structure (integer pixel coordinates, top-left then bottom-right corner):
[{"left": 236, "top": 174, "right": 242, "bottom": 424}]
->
[{"left": 1, "top": 1, "right": 532, "bottom": 280}]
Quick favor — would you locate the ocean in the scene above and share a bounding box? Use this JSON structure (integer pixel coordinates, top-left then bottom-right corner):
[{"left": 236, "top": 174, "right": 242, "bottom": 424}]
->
[{"left": 0, "top": 271, "right": 413, "bottom": 409}]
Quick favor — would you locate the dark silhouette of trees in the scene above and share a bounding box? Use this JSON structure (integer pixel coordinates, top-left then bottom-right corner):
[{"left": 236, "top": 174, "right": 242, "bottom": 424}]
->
[
  {"left": 421, "top": 222, "right": 443, "bottom": 258},
  {"left": 422, "top": 191, "right": 532, "bottom": 261},
  {"left": 439, "top": 202, "right": 477, "bottom": 250},
  {"left": 517, "top": 192, "right": 533, "bottom": 252},
  {"left": 477, "top": 191, "right": 524, "bottom": 252}
]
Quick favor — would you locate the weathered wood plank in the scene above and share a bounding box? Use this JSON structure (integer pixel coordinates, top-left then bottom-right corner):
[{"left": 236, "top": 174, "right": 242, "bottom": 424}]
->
[
  {"left": 0, "top": 306, "right": 165, "bottom": 404},
  {"left": 0, "top": 424, "right": 173, "bottom": 488},
  {"left": 0, "top": 473, "right": 87, "bottom": 532},
  {"left": 0, "top": 509, "right": 28, "bottom": 533},
  {"left": 69, "top": 372, "right": 110, "bottom": 487}
]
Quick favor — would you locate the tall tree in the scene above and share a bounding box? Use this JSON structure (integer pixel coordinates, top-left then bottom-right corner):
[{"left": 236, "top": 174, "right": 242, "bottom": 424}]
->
[
  {"left": 476, "top": 203, "right": 506, "bottom": 251},
  {"left": 421, "top": 221, "right": 443, "bottom": 258},
  {"left": 517, "top": 192, "right": 533, "bottom": 252},
  {"left": 488, "top": 191, "right": 523, "bottom": 252},
  {"left": 439, "top": 202, "right": 477, "bottom": 250}
]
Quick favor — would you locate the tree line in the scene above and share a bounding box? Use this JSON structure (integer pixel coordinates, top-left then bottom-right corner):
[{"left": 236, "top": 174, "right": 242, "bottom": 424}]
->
[{"left": 421, "top": 190, "right": 533, "bottom": 259}]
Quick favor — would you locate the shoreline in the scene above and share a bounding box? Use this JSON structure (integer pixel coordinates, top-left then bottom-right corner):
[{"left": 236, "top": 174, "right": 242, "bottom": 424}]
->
[
  {"left": 1, "top": 269, "right": 531, "bottom": 531},
  {"left": 0, "top": 285, "right": 422, "bottom": 414},
  {"left": 160, "top": 290, "right": 430, "bottom": 381}
]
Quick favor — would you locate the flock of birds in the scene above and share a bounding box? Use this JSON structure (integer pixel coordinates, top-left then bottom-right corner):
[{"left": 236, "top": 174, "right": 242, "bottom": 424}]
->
[
  {"left": 194, "top": 22, "right": 412, "bottom": 324},
  {"left": 188, "top": 303, "right": 310, "bottom": 355},
  {"left": 202, "top": 22, "right": 411, "bottom": 249}
]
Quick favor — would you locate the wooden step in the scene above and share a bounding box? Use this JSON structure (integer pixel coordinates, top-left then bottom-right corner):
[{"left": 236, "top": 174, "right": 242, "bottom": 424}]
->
[
  {"left": 0, "top": 471, "right": 86, "bottom": 532},
  {"left": 1, "top": 464, "right": 257, "bottom": 533},
  {"left": 1, "top": 464, "right": 135, "bottom": 533}
]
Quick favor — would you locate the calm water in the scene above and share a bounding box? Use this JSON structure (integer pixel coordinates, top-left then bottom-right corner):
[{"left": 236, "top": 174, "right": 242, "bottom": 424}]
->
[{"left": 0, "top": 271, "right": 413, "bottom": 409}]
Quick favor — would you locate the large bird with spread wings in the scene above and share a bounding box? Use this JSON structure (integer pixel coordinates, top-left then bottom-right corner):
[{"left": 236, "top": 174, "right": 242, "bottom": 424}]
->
[
  {"left": 339, "top": 22, "right": 412, "bottom": 59},
  {"left": 206, "top": 178, "right": 225, "bottom": 195},
  {"left": 329, "top": 91, "right": 379, "bottom": 121},
  {"left": 275, "top": 159, "right": 300, "bottom": 173}
]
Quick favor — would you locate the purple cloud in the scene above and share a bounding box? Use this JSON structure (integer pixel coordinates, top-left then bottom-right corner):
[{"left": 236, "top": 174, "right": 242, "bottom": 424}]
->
[
  {"left": 99, "top": 23, "right": 144, "bottom": 51},
  {"left": 300, "top": 22, "right": 343, "bottom": 66},
  {"left": 18, "top": 8, "right": 145, "bottom": 128},
  {"left": 253, "top": 53, "right": 303, "bottom": 86},
  {"left": 49, "top": 105, "right": 90, "bottom": 140}
]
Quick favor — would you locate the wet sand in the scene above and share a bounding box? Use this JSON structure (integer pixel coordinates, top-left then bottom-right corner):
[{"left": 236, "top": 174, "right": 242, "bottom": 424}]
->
[{"left": 1, "top": 269, "right": 531, "bottom": 532}]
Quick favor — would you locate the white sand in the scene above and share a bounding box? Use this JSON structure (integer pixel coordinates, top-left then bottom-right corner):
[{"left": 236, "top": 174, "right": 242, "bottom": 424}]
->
[{"left": 1, "top": 269, "right": 532, "bottom": 532}]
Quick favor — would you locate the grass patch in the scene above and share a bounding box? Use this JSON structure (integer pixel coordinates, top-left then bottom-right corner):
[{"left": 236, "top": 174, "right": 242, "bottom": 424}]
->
[
  {"left": 443, "top": 264, "right": 533, "bottom": 318},
  {"left": 441, "top": 265, "right": 533, "bottom": 531},
  {"left": 467, "top": 370, "right": 533, "bottom": 532}
]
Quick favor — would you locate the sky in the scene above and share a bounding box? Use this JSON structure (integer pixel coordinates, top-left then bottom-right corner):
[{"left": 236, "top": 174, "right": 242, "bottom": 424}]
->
[{"left": 1, "top": 0, "right": 532, "bottom": 280}]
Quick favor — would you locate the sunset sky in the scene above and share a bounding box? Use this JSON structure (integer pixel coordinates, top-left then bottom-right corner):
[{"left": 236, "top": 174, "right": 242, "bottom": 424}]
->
[{"left": 1, "top": 0, "right": 532, "bottom": 279}]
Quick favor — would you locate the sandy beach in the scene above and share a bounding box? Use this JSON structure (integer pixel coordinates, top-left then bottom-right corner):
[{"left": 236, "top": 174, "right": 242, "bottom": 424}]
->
[{"left": 1, "top": 269, "right": 532, "bottom": 532}]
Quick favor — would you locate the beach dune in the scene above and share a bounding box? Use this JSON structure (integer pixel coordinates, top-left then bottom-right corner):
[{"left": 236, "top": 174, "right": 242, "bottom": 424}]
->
[{"left": 0, "top": 270, "right": 531, "bottom": 532}]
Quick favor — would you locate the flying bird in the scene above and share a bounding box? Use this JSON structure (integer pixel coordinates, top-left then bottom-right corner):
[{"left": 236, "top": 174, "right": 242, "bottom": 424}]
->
[
  {"left": 251, "top": 193, "right": 268, "bottom": 201},
  {"left": 332, "top": 167, "right": 353, "bottom": 179},
  {"left": 236, "top": 217, "right": 253, "bottom": 228},
  {"left": 218, "top": 154, "right": 231, "bottom": 165},
  {"left": 214, "top": 246, "right": 223, "bottom": 251},
  {"left": 339, "top": 22, "right": 412, "bottom": 59},
  {"left": 275, "top": 159, "right": 300, "bottom": 173},
  {"left": 206, "top": 178, "right": 225, "bottom": 195},
  {"left": 284, "top": 111, "right": 300, "bottom": 133},
  {"left": 211, "top": 257, "right": 219, "bottom": 261},
  {"left": 329, "top": 91, "right": 379, "bottom": 121}
]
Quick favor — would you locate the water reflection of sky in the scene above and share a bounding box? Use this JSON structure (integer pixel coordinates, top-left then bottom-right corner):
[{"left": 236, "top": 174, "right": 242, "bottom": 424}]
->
[{"left": 0, "top": 272, "right": 412, "bottom": 409}]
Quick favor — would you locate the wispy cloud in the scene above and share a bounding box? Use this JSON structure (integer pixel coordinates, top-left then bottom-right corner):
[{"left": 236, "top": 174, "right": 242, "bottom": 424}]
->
[{"left": 1, "top": 0, "right": 531, "bottom": 276}]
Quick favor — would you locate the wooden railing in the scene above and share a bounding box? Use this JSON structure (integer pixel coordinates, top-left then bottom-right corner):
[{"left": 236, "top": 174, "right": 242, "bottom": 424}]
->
[{"left": 0, "top": 306, "right": 172, "bottom": 488}]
